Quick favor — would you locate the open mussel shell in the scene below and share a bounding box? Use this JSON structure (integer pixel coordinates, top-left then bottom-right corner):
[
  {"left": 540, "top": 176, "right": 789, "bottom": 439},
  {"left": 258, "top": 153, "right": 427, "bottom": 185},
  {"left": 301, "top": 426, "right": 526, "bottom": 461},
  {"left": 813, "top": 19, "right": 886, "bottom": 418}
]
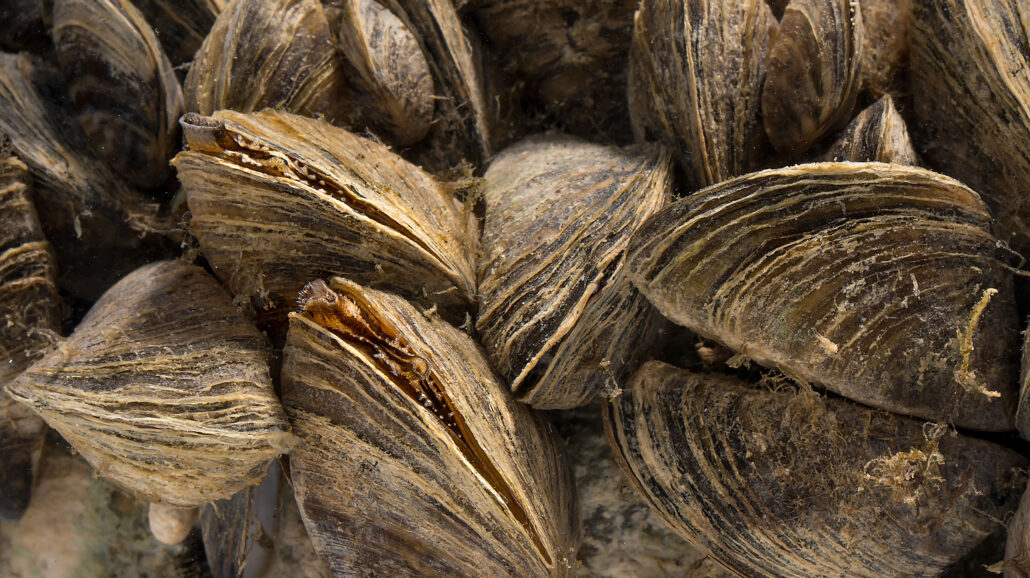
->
[
  {"left": 910, "top": 0, "right": 1030, "bottom": 257},
  {"left": 0, "top": 52, "right": 168, "bottom": 300},
  {"left": 132, "top": 0, "right": 225, "bottom": 68},
  {"left": 823, "top": 95, "right": 918, "bottom": 165},
  {"left": 50, "top": 0, "right": 184, "bottom": 189},
  {"left": 627, "top": 162, "right": 1020, "bottom": 431},
  {"left": 628, "top": 0, "right": 774, "bottom": 191},
  {"left": 762, "top": 0, "right": 862, "bottom": 156},
  {"left": 282, "top": 278, "right": 579, "bottom": 575},
  {"left": 605, "top": 361, "right": 1027, "bottom": 577},
  {"left": 477, "top": 135, "right": 671, "bottom": 409},
  {"left": 185, "top": 0, "right": 348, "bottom": 126},
  {"left": 173, "top": 109, "right": 476, "bottom": 329},
  {"left": 0, "top": 144, "right": 59, "bottom": 521},
  {"left": 7, "top": 260, "right": 292, "bottom": 507},
  {"left": 326, "top": 0, "right": 434, "bottom": 147}
]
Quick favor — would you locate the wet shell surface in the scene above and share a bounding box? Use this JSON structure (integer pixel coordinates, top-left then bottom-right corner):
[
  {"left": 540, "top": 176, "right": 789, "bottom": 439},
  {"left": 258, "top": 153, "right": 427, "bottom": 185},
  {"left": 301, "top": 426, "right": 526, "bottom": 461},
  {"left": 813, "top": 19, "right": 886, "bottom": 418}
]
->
[
  {"left": 476, "top": 135, "right": 671, "bottom": 409},
  {"left": 823, "top": 95, "right": 918, "bottom": 165},
  {"left": 50, "top": 0, "right": 184, "bottom": 189},
  {"left": 627, "top": 162, "right": 1020, "bottom": 431},
  {"left": 131, "top": 0, "right": 225, "bottom": 67},
  {"left": 184, "top": 0, "right": 349, "bottom": 125},
  {"left": 605, "top": 361, "right": 1027, "bottom": 577},
  {"left": 628, "top": 0, "right": 774, "bottom": 191},
  {"left": 7, "top": 260, "right": 291, "bottom": 507},
  {"left": 282, "top": 278, "right": 579, "bottom": 576},
  {"left": 762, "top": 0, "right": 863, "bottom": 155},
  {"left": 173, "top": 109, "right": 476, "bottom": 327}
]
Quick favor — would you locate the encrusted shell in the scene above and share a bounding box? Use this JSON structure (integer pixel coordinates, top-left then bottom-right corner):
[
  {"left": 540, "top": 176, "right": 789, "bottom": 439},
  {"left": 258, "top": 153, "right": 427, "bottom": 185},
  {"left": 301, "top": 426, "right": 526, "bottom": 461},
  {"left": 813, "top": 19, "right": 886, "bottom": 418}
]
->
[
  {"left": 605, "top": 361, "right": 1027, "bottom": 577},
  {"left": 7, "top": 260, "right": 291, "bottom": 507},
  {"left": 476, "top": 135, "right": 671, "bottom": 408},
  {"left": 282, "top": 278, "right": 579, "bottom": 575},
  {"left": 762, "top": 0, "right": 863, "bottom": 155},
  {"left": 50, "top": 0, "right": 184, "bottom": 189},
  {"left": 628, "top": 0, "right": 775, "bottom": 191},
  {"left": 823, "top": 95, "right": 918, "bottom": 164},
  {"left": 910, "top": 0, "right": 1030, "bottom": 256},
  {"left": 173, "top": 109, "right": 476, "bottom": 328},
  {"left": 627, "top": 162, "right": 1019, "bottom": 431},
  {"left": 184, "top": 0, "right": 349, "bottom": 125}
]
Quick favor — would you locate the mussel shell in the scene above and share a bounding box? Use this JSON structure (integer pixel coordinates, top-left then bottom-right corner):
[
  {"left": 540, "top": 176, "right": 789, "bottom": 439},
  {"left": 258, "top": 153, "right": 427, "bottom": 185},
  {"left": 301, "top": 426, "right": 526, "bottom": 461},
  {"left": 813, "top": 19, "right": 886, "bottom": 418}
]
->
[
  {"left": 132, "top": 0, "right": 225, "bottom": 67},
  {"left": 910, "top": 0, "right": 1030, "bottom": 257},
  {"left": 0, "top": 0, "right": 50, "bottom": 53},
  {"left": 0, "top": 144, "right": 58, "bottom": 521},
  {"left": 823, "top": 95, "right": 918, "bottom": 165},
  {"left": 476, "top": 135, "right": 670, "bottom": 408},
  {"left": 282, "top": 277, "right": 578, "bottom": 575},
  {"left": 1006, "top": 483, "right": 1030, "bottom": 578},
  {"left": 605, "top": 361, "right": 1027, "bottom": 577},
  {"left": 50, "top": 0, "right": 184, "bottom": 189},
  {"left": 628, "top": 0, "right": 774, "bottom": 191},
  {"left": 858, "top": 0, "right": 912, "bottom": 98},
  {"left": 762, "top": 0, "right": 863, "bottom": 155},
  {"left": 0, "top": 51, "right": 168, "bottom": 300},
  {"left": 627, "top": 162, "right": 1020, "bottom": 431},
  {"left": 185, "top": 0, "right": 348, "bottom": 125},
  {"left": 173, "top": 109, "right": 476, "bottom": 329},
  {"left": 326, "top": 0, "right": 434, "bottom": 146},
  {"left": 7, "top": 260, "right": 291, "bottom": 507}
]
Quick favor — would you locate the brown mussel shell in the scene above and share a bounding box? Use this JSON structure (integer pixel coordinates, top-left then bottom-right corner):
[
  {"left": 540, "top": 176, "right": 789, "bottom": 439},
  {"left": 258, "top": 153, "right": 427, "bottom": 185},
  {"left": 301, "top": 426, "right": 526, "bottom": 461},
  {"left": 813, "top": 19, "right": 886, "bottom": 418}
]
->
[
  {"left": 628, "top": 0, "right": 775, "bottom": 191},
  {"left": 50, "top": 0, "right": 184, "bottom": 189},
  {"left": 762, "top": 0, "right": 863, "bottom": 156},
  {"left": 476, "top": 135, "right": 671, "bottom": 409},
  {"left": 185, "top": 0, "right": 349, "bottom": 126},
  {"left": 282, "top": 277, "right": 578, "bottom": 576},
  {"left": 0, "top": 52, "right": 167, "bottom": 300},
  {"left": 7, "top": 260, "right": 291, "bottom": 507},
  {"left": 823, "top": 94, "right": 918, "bottom": 165},
  {"left": 0, "top": 143, "right": 59, "bottom": 521},
  {"left": 132, "top": 0, "right": 225, "bottom": 67},
  {"left": 627, "top": 162, "right": 1020, "bottom": 431},
  {"left": 605, "top": 361, "right": 1027, "bottom": 577},
  {"left": 910, "top": 0, "right": 1030, "bottom": 258},
  {"left": 326, "top": 0, "right": 434, "bottom": 147},
  {"left": 173, "top": 109, "right": 476, "bottom": 329}
]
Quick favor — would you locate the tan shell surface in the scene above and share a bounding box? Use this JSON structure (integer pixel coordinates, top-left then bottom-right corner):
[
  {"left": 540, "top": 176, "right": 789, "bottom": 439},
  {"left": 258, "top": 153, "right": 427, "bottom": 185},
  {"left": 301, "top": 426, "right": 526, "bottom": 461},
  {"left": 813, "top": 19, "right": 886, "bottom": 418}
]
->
[
  {"left": 605, "top": 361, "right": 1027, "bottom": 577},
  {"left": 7, "top": 260, "right": 291, "bottom": 507},
  {"left": 173, "top": 109, "right": 476, "bottom": 327},
  {"left": 282, "top": 278, "right": 578, "bottom": 575},
  {"left": 627, "top": 162, "right": 1019, "bottom": 431}
]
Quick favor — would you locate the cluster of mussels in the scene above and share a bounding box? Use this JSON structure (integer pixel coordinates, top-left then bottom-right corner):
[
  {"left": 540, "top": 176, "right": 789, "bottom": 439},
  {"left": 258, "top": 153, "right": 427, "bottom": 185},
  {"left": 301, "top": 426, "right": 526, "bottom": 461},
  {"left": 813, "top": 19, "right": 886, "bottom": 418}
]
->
[{"left": 3, "top": 0, "right": 1030, "bottom": 576}]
